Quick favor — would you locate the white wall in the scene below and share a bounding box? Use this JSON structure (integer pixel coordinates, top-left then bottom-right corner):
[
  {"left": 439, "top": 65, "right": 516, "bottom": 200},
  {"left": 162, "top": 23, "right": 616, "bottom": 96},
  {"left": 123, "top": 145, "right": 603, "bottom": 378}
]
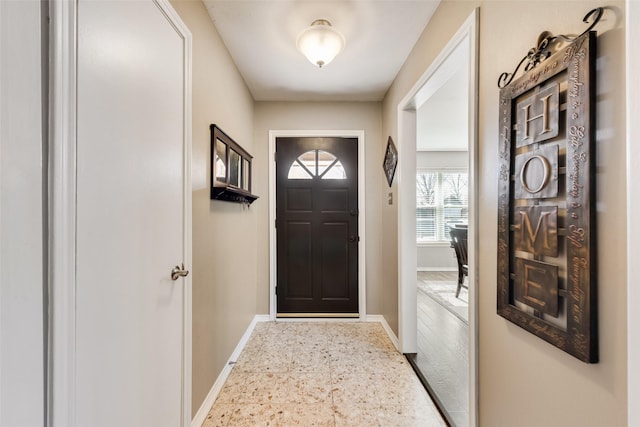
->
[
  {"left": 416, "top": 61, "right": 469, "bottom": 152},
  {"left": 417, "top": 246, "right": 457, "bottom": 271},
  {"left": 383, "top": 1, "right": 627, "bottom": 425},
  {"left": 0, "top": 1, "right": 46, "bottom": 425}
]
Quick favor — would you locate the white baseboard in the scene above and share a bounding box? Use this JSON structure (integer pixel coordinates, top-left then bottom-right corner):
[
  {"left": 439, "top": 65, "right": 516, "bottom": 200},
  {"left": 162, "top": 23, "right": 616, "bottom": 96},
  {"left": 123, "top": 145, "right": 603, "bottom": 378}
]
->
[
  {"left": 191, "top": 314, "right": 270, "bottom": 427},
  {"left": 366, "top": 315, "right": 400, "bottom": 351},
  {"left": 417, "top": 267, "right": 457, "bottom": 272}
]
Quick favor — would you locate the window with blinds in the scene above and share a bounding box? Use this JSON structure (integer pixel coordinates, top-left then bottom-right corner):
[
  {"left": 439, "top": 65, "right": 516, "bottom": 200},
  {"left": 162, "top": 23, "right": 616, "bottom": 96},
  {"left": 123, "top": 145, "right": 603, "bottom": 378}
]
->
[{"left": 416, "top": 170, "right": 468, "bottom": 243}]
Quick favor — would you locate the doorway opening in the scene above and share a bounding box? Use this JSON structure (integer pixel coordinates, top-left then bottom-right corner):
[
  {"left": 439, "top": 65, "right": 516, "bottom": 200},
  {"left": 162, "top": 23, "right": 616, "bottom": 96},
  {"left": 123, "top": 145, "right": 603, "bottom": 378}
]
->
[
  {"left": 268, "top": 131, "right": 367, "bottom": 319},
  {"left": 397, "top": 10, "right": 479, "bottom": 427},
  {"left": 275, "top": 137, "right": 359, "bottom": 316}
]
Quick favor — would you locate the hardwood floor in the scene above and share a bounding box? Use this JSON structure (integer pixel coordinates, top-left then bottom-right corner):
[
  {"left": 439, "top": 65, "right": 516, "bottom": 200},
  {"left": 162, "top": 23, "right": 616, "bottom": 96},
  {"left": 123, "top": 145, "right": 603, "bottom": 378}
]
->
[{"left": 410, "top": 271, "right": 469, "bottom": 427}]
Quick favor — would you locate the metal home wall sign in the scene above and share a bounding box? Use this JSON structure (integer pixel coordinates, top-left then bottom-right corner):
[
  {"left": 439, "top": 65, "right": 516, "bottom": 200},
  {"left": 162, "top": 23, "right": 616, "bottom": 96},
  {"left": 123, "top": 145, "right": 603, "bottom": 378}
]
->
[{"left": 497, "top": 9, "right": 602, "bottom": 363}]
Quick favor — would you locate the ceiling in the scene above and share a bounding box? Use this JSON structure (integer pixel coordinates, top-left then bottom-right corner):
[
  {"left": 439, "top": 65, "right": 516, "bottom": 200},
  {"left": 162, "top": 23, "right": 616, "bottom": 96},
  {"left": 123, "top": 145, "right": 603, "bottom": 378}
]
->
[{"left": 203, "top": 0, "right": 441, "bottom": 102}]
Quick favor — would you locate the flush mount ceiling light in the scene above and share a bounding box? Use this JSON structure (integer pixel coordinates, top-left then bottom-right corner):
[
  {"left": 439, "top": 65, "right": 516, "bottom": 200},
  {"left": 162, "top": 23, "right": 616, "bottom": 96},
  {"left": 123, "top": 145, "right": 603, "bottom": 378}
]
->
[{"left": 296, "top": 19, "right": 345, "bottom": 68}]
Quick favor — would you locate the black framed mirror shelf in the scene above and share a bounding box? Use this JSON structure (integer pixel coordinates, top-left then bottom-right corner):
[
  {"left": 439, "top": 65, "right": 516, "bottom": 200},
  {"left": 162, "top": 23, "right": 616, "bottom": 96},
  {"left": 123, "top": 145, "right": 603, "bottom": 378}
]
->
[{"left": 210, "top": 124, "right": 259, "bottom": 204}]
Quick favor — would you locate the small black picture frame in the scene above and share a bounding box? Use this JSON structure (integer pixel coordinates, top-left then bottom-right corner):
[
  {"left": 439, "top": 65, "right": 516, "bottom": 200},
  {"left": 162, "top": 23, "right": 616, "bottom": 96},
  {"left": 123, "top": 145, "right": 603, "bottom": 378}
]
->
[{"left": 383, "top": 136, "right": 398, "bottom": 187}]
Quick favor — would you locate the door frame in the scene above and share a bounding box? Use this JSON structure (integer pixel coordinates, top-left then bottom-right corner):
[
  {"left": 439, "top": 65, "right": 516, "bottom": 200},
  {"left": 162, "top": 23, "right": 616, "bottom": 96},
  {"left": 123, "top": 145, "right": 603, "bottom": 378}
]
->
[
  {"left": 269, "top": 130, "right": 366, "bottom": 319},
  {"left": 48, "top": 1, "right": 192, "bottom": 425},
  {"left": 396, "top": 9, "right": 479, "bottom": 426},
  {"left": 627, "top": 0, "right": 639, "bottom": 424}
]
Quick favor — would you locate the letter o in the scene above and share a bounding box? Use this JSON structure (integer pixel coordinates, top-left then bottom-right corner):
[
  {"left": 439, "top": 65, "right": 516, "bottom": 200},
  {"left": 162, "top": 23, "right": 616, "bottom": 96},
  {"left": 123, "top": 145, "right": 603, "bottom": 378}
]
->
[{"left": 519, "top": 155, "right": 550, "bottom": 194}]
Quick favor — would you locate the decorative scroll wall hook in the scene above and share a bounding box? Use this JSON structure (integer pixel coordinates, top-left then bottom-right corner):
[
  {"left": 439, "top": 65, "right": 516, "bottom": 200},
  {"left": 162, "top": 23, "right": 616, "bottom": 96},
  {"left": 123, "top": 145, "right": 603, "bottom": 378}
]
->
[{"left": 497, "top": 7, "right": 604, "bottom": 88}]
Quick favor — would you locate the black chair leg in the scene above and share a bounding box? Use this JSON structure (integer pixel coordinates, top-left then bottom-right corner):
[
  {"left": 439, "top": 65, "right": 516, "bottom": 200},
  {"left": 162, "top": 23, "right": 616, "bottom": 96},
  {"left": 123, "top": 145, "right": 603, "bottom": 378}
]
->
[{"left": 456, "top": 272, "right": 463, "bottom": 298}]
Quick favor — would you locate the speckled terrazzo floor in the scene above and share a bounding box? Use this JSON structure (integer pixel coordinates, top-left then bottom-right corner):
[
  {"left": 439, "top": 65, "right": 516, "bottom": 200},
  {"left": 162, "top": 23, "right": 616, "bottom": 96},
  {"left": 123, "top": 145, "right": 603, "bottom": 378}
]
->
[{"left": 203, "top": 321, "right": 446, "bottom": 427}]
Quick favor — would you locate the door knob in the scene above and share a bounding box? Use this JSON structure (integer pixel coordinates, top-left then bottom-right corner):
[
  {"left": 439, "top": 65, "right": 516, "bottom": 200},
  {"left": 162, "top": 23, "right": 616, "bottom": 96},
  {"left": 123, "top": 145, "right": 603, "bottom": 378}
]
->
[
  {"left": 171, "top": 264, "right": 189, "bottom": 281},
  {"left": 349, "top": 235, "right": 359, "bottom": 243}
]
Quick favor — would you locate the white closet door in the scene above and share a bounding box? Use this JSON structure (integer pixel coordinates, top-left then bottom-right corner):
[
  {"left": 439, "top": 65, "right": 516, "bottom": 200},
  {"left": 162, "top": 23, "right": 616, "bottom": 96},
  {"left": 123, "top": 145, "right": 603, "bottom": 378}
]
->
[{"left": 75, "top": 1, "right": 190, "bottom": 425}]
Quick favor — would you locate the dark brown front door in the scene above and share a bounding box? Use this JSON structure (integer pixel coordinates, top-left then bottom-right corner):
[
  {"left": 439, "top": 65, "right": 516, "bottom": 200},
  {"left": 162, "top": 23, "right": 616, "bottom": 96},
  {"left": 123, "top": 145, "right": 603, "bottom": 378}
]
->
[{"left": 276, "top": 137, "right": 359, "bottom": 315}]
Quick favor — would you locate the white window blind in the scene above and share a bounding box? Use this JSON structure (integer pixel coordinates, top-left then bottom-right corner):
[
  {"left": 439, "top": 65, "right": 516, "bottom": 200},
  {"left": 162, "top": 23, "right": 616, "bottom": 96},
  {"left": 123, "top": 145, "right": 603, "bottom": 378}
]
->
[{"left": 416, "top": 170, "right": 468, "bottom": 243}]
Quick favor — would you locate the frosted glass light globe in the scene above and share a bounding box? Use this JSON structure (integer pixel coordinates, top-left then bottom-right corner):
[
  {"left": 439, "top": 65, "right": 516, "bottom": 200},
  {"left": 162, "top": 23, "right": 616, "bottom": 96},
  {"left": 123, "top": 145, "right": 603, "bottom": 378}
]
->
[{"left": 296, "top": 19, "right": 345, "bottom": 68}]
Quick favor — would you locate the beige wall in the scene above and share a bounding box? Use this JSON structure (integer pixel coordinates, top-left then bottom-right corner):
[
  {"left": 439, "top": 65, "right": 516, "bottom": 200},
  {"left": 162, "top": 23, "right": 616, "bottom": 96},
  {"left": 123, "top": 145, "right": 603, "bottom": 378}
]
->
[
  {"left": 170, "top": 0, "right": 257, "bottom": 415},
  {"left": 383, "top": 1, "right": 627, "bottom": 425},
  {"left": 175, "top": 0, "right": 628, "bottom": 423},
  {"left": 253, "top": 102, "right": 386, "bottom": 318}
]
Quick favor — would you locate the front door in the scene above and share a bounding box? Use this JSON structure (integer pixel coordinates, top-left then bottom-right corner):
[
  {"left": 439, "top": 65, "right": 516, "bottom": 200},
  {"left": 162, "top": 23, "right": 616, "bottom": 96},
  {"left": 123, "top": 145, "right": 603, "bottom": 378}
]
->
[
  {"left": 276, "top": 137, "right": 359, "bottom": 315},
  {"left": 73, "top": 1, "right": 191, "bottom": 425}
]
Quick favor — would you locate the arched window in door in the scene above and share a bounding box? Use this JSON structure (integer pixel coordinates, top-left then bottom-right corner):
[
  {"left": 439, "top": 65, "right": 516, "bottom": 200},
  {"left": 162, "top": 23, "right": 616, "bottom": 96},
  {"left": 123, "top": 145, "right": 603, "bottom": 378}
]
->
[{"left": 287, "top": 149, "right": 347, "bottom": 180}]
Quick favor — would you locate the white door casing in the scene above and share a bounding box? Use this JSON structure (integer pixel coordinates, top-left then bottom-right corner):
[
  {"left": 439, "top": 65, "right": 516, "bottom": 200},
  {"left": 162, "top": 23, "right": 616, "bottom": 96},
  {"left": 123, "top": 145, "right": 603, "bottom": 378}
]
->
[
  {"left": 397, "top": 9, "right": 479, "bottom": 427},
  {"left": 49, "top": 1, "right": 192, "bottom": 426},
  {"left": 627, "top": 0, "right": 639, "bottom": 425}
]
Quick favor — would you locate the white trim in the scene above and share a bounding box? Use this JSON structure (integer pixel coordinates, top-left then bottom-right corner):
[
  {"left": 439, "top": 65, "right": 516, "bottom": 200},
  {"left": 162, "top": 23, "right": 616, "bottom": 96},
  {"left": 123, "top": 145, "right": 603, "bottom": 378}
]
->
[
  {"left": 153, "top": 1, "right": 193, "bottom": 425},
  {"left": 417, "top": 267, "right": 457, "bottom": 272},
  {"left": 467, "top": 11, "right": 480, "bottom": 425},
  {"left": 397, "top": 9, "right": 479, "bottom": 427},
  {"left": 627, "top": 0, "right": 639, "bottom": 425},
  {"left": 48, "top": 0, "right": 78, "bottom": 424},
  {"left": 191, "top": 315, "right": 269, "bottom": 427},
  {"left": 366, "top": 315, "right": 400, "bottom": 351},
  {"left": 397, "top": 106, "right": 417, "bottom": 353},
  {"left": 268, "top": 130, "right": 367, "bottom": 320}
]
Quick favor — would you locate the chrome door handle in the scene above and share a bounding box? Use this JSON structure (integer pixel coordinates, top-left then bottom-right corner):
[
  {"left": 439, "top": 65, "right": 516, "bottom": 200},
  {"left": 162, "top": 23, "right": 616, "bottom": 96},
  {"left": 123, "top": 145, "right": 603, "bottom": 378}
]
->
[{"left": 171, "top": 264, "right": 189, "bottom": 281}]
